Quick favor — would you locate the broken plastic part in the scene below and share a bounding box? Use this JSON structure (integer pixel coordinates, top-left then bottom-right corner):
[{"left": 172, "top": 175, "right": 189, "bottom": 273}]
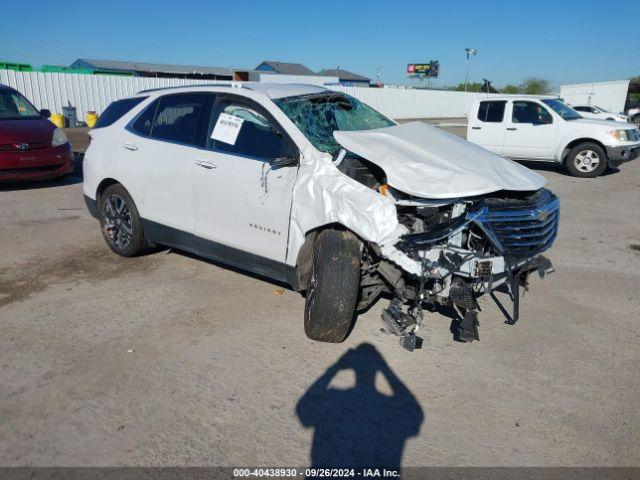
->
[
  {"left": 333, "top": 148, "right": 347, "bottom": 166},
  {"left": 381, "top": 299, "right": 424, "bottom": 352},
  {"left": 457, "top": 310, "right": 480, "bottom": 342},
  {"left": 400, "top": 335, "right": 423, "bottom": 352}
]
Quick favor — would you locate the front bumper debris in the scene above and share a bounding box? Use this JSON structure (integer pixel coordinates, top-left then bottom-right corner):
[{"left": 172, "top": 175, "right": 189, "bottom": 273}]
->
[
  {"left": 381, "top": 253, "right": 555, "bottom": 351},
  {"left": 379, "top": 189, "right": 560, "bottom": 351}
]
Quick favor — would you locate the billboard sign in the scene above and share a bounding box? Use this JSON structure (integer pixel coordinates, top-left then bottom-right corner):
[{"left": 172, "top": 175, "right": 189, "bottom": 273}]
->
[{"left": 407, "top": 61, "right": 439, "bottom": 78}]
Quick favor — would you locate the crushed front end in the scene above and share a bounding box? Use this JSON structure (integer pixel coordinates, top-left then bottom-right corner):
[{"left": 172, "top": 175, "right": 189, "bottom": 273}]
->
[{"left": 373, "top": 188, "right": 559, "bottom": 351}]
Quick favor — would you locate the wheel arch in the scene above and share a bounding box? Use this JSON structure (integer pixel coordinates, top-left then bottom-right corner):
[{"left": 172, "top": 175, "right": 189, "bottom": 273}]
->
[
  {"left": 96, "top": 178, "right": 123, "bottom": 203},
  {"left": 294, "top": 223, "right": 364, "bottom": 292},
  {"left": 561, "top": 138, "right": 608, "bottom": 163}
]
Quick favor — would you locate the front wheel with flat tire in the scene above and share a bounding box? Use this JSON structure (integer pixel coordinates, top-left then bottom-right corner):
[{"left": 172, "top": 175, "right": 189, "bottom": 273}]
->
[
  {"left": 304, "top": 229, "right": 362, "bottom": 343},
  {"left": 566, "top": 142, "right": 608, "bottom": 178},
  {"left": 99, "top": 184, "right": 151, "bottom": 257}
]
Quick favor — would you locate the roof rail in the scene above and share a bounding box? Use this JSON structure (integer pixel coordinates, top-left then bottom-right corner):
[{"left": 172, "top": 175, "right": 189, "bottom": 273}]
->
[{"left": 137, "top": 82, "right": 243, "bottom": 94}]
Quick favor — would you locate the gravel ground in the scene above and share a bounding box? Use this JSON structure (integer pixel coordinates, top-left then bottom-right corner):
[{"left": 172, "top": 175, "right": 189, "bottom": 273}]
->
[{"left": 1, "top": 127, "right": 639, "bottom": 467}]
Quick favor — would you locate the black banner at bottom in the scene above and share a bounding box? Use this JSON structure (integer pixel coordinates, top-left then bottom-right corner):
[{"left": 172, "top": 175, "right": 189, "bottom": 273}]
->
[{"left": 0, "top": 468, "right": 638, "bottom": 480}]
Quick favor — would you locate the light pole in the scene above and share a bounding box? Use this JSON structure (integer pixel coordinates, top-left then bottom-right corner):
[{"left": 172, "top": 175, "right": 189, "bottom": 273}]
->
[{"left": 464, "top": 48, "right": 478, "bottom": 92}]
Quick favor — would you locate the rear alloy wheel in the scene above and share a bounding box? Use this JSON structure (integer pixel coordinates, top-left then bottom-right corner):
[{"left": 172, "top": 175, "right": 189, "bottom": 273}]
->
[
  {"left": 566, "top": 142, "right": 608, "bottom": 178},
  {"left": 99, "top": 184, "right": 151, "bottom": 257}
]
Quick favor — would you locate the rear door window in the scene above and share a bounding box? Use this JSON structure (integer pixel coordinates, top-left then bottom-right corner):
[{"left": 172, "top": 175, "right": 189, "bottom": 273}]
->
[
  {"left": 150, "top": 93, "right": 209, "bottom": 146},
  {"left": 477, "top": 101, "right": 506, "bottom": 123},
  {"left": 94, "top": 97, "right": 147, "bottom": 128}
]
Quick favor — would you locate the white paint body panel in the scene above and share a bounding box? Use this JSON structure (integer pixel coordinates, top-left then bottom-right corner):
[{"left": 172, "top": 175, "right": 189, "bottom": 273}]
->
[
  {"left": 129, "top": 133, "right": 195, "bottom": 233},
  {"left": 192, "top": 148, "right": 295, "bottom": 262},
  {"left": 502, "top": 99, "right": 558, "bottom": 159}
]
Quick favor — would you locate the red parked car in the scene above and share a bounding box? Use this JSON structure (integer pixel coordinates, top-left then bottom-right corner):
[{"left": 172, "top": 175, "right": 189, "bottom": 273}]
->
[{"left": 0, "top": 84, "right": 73, "bottom": 182}]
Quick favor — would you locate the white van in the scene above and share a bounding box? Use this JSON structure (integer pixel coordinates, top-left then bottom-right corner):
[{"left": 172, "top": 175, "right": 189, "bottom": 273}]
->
[{"left": 467, "top": 97, "right": 640, "bottom": 177}]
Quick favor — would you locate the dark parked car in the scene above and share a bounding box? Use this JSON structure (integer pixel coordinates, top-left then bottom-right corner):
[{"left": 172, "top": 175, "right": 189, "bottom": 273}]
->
[{"left": 0, "top": 84, "right": 73, "bottom": 182}]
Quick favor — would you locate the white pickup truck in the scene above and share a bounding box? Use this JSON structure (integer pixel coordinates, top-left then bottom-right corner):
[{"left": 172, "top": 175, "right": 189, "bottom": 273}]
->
[{"left": 467, "top": 97, "right": 640, "bottom": 177}]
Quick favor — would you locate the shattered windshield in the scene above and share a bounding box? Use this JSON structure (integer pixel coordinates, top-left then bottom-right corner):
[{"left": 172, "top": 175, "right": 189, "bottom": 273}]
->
[{"left": 274, "top": 93, "right": 395, "bottom": 154}]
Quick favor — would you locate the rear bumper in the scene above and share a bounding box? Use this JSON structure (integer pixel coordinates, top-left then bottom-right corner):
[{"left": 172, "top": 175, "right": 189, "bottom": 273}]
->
[
  {"left": 606, "top": 143, "right": 640, "bottom": 167},
  {"left": 0, "top": 143, "right": 74, "bottom": 182}
]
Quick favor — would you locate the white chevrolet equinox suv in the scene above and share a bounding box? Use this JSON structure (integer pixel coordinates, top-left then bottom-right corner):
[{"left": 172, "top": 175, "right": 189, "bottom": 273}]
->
[{"left": 84, "top": 83, "right": 559, "bottom": 351}]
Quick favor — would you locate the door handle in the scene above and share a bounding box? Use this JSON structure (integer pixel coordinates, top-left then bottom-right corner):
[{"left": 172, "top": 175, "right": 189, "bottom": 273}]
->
[
  {"left": 195, "top": 160, "right": 217, "bottom": 170},
  {"left": 123, "top": 143, "right": 138, "bottom": 151},
  {"left": 471, "top": 126, "right": 481, "bottom": 130},
  {"left": 506, "top": 127, "right": 518, "bottom": 131}
]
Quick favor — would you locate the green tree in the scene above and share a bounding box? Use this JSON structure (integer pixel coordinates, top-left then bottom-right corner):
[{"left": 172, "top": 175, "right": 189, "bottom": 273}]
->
[
  {"left": 502, "top": 84, "right": 520, "bottom": 94},
  {"left": 519, "top": 77, "right": 551, "bottom": 95},
  {"left": 447, "top": 82, "right": 485, "bottom": 92}
]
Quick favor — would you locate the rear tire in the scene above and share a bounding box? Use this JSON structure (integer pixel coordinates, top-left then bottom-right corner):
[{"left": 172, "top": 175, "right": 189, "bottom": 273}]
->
[
  {"left": 304, "top": 229, "right": 362, "bottom": 343},
  {"left": 99, "top": 184, "right": 152, "bottom": 257},
  {"left": 566, "top": 142, "right": 608, "bottom": 178}
]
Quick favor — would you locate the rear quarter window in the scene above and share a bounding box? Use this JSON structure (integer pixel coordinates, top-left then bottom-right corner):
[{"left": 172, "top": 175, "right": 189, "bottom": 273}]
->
[
  {"left": 94, "top": 97, "right": 147, "bottom": 129},
  {"left": 130, "top": 99, "right": 159, "bottom": 137}
]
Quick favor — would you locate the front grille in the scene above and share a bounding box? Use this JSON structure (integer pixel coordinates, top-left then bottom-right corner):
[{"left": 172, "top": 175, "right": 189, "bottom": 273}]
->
[
  {"left": 471, "top": 189, "right": 560, "bottom": 259},
  {"left": 0, "top": 142, "right": 50, "bottom": 152},
  {"left": 0, "top": 164, "right": 63, "bottom": 175}
]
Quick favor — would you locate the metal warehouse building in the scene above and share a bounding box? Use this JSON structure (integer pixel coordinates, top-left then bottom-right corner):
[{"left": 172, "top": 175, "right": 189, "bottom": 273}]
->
[{"left": 70, "top": 58, "right": 235, "bottom": 80}]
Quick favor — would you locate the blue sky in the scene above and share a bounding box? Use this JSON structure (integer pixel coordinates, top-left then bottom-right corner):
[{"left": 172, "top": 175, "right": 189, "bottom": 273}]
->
[{"left": 1, "top": 0, "right": 637, "bottom": 89}]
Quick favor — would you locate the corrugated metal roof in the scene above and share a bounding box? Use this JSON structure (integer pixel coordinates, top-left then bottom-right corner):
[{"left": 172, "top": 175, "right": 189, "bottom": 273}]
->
[
  {"left": 256, "top": 61, "right": 315, "bottom": 76},
  {"left": 319, "top": 68, "right": 370, "bottom": 82},
  {"left": 73, "top": 58, "right": 233, "bottom": 76}
]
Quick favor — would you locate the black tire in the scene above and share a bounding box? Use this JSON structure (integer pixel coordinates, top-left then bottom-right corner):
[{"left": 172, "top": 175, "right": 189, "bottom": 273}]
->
[
  {"left": 99, "top": 184, "right": 151, "bottom": 257},
  {"left": 304, "top": 229, "right": 362, "bottom": 343},
  {"left": 566, "top": 142, "right": 608, "bottom": 178}
]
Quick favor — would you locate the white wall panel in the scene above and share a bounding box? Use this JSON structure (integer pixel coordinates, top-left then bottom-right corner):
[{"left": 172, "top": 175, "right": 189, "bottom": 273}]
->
[
  {"left": 0, "top": 71, "right": 227, "bottom": 121},
  {"left": 2, "top": 70, "right": 526, "bottom": 122},
  {"left": 326, "top": 85, "right": 497, "bottom": 119}
]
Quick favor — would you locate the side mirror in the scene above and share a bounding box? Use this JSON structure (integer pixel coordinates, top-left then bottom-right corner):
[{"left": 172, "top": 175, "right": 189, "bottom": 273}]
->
[
  {"left": 271, "top": 156, "right": 297, "bottom": 168},
  {"left": 40, "top": 109, "right": 51, "bottom": 119}
]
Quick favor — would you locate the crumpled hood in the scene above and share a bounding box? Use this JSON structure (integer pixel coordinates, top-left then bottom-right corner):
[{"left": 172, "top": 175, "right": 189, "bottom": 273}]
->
[{"left": 333, "top": 121, "right": 546, "bottom": 199}]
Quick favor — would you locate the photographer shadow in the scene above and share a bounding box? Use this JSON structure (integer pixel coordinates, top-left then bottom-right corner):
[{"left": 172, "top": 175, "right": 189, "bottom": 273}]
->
[{"left": 296, "top": 343, "right": 423, "bottom": 470}]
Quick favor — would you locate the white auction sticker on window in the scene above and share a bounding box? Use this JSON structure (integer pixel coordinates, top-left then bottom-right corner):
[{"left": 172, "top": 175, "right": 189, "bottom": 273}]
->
[{"left": 211, "top": 113, "right": 244, "bottom": 145}]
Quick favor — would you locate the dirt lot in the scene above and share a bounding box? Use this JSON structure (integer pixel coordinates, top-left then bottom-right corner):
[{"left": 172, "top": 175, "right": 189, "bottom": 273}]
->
[{"left": 1, "top": 127, "right": 639, "bottom": 467}]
